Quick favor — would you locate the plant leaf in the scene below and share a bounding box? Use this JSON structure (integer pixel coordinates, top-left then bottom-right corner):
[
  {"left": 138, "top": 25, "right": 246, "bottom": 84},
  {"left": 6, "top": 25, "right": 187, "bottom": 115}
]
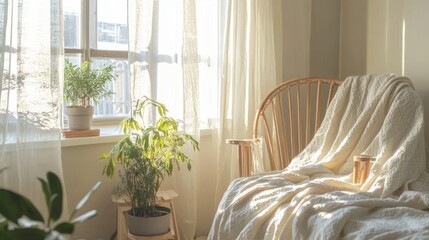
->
[
  {"left": 17, "top": 215, "right": 43, "bottom": 228},
  {"left": 38, "top": 178, "right": 51, "bottom": 215},
  {"left": 0, "top": 228, "right": 46, "bottom": 240},
  {"left": 47, "top": 172, "right": 63, "bottom": 221},
  {"left": 71, "top": 210, "right": 97, "bottom": 224},
  {"left": 0, "top": 167, "right": 8, "bottom": 174},
  {"left": 0, "top": 189, "right": 44, "bottom": 224},
  {"left": 54, "top": 222, "right": 74, "bottom": 234},
  {"left": 74, "top": 181, "right": 101, "bottom": 213},
  {"left": 64, "top": 59, "right": 115, "bottom": 107}
]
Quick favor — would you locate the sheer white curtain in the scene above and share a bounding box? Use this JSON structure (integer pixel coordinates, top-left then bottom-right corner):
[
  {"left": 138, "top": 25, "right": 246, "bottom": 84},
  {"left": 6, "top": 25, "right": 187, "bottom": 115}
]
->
[
  {"left": 213, "top": 0, "right": 282, "bottom": 204},
  {"left": 128, "top": 0, "right": 199, "bottom": 138},
  {"left": 128, "top": 0, "right": 201, "bottom": 239},
  {"left": 0, "top": 0, "right": 65, "bottom": 213}
]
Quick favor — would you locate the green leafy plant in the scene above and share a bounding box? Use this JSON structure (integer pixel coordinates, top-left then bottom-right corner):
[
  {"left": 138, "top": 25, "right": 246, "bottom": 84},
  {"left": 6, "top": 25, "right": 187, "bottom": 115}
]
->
[
  {"left": 0, "top": 171, "right": 100, "bottom": 240},
  {"left": 64, "top": 59, "right": 115, "bottom": 107},
  {"left": 101, "top": 96, "right": 199, "bottom": 217}
]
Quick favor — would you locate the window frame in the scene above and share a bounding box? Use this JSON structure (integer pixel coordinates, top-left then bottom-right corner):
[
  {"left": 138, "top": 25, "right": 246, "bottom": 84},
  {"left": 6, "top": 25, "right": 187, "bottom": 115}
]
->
[
  {"left": 64, "top": 0, "right": 223, "bottom": 128},
  {"left": 64, "top": 0, "right": 129, "bottom": 125}
]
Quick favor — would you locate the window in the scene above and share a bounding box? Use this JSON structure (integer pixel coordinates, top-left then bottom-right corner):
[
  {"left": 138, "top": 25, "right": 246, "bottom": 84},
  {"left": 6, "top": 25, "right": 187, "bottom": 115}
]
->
[
  {"left": 63, "top": 0, "right": 221, "bottom": 126},
  {"left": 64, "top": 0, "right": 130, "bottom": 122}
]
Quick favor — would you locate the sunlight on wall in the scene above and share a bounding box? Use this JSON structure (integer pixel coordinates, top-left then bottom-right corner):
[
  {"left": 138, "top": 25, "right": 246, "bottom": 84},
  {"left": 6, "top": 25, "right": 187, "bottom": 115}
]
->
[{"left": 401, "top": 19, "right": 406, "bottom": 76}]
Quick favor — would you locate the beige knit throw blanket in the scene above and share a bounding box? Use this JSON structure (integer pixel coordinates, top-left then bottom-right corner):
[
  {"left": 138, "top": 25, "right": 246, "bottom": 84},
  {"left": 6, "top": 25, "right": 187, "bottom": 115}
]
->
[{"left": 209, "top": 74, "right": 429, "bottom": 240}]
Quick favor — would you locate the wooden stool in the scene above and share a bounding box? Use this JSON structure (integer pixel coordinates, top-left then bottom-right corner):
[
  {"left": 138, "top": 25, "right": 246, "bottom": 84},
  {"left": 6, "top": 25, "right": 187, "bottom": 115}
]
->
[{"left": 112, "top": 190, "right": 180, "bottom": 240}]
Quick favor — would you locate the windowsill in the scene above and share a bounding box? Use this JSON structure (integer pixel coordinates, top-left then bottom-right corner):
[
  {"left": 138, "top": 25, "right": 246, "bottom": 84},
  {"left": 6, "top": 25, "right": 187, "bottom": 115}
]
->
[
  {"left": 61, "top": 126, "right": 214, "bottom": 148},
  {"left": 61, "top": 125, "right": 124, "bottom": 147}
]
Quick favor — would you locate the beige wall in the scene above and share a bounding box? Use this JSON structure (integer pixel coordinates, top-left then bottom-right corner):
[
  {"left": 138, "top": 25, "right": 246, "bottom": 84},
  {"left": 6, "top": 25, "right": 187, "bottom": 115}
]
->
[
  {"left": 343, "top": 0, "right": 429, "bottom": 166},
  {"left": 282, "top": 0, "right": 342, "bottom": 81},
  {"left": 62, "top": 142, "right": 118, "bottom": 240},
  {"left": 310, "top": 0, "right": 341, "bottom": 79},
  {"left": 282, "top": 0, "right": 312, "bottom": 80},
  {"left": 339, "top": 0, "right": 367, "bottom": 79},
  {"left": 402, "top": 0, "right": 429, "bottom": 150}
]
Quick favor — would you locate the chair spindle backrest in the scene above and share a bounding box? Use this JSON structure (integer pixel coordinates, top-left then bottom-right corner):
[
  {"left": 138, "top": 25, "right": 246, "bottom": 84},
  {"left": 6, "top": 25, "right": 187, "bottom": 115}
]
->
[{"left": 253, "top": 77, "right": 341, "bottom": 171}]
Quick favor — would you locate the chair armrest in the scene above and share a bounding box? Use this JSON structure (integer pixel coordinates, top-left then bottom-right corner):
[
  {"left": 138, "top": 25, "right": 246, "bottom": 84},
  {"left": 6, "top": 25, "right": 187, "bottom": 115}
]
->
[{"left": 226, "top": 138, "right": 261, "bottom": 177}]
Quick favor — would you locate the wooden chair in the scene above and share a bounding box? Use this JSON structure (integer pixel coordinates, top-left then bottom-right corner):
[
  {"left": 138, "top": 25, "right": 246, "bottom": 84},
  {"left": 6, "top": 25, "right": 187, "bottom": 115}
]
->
[{"left": 227, "top": 77, "right": 342, "bottom": 177}]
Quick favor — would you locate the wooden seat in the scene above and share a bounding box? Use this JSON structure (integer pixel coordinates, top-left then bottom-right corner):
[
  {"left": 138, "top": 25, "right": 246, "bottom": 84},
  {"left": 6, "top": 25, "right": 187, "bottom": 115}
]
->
[
  {"left": 227, "top": 77, "right": 342, "bottom": 177},
  {"left": 112, "top": 190, "right": 180, "bottom": 240}
]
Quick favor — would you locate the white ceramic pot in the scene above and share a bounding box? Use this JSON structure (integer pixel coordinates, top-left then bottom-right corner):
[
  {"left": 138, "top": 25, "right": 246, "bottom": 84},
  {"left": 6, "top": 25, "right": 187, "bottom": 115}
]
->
[
  {"left": 66, "top": 106, "right": 93, "bottom": 130},
  {"left": 127, "top": 206, "right": 171, "bottom": 236}
]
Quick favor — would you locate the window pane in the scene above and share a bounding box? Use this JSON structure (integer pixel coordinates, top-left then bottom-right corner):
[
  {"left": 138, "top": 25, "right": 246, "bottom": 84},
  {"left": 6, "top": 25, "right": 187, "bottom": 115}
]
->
[
  {"left": 65, "top": 54, "right": 81, "bottom": 65},
  {"left": 197, "top": 0, "right": 220, "bottom": 124},
  {"left": 96, "top": 0, "right": 128, "bottom": 50},
  {"left": 157, "top": 62, "right": 183, "bottom": 122},
  {"left": 63, "top": 0, "right": 81, "bottom": 48},
  {"left": 91, "top": 58, "right": 131, "bottom": 117},
  {"left": 62, "top": 0, "right": 221, "bottom": 125}
]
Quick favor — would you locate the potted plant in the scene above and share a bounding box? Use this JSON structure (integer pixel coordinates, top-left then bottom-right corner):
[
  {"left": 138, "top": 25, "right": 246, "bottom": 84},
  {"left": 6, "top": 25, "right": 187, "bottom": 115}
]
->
[
  {"left": 101, "top": 96, "right": 199, "bottom": 237},
  {"left": 64, "top": 59, "right": 115, "bottom": 130}
]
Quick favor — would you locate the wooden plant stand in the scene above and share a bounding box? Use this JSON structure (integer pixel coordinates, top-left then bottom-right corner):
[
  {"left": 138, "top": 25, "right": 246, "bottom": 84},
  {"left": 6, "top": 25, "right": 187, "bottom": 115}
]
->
[
  {"left": 62, "top": 128, "right": 100, "bottom": 138},
  {"left": 112, "top": 190, "right": 180, "bottom": 240}
]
